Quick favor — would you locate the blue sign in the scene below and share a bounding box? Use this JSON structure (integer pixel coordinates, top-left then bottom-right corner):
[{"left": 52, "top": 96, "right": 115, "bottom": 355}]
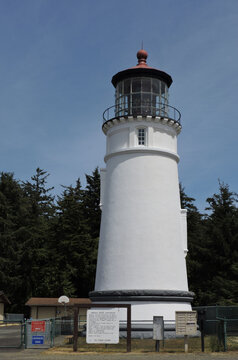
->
[{"left": 32, "top": 336, "right": 44, "bottom": 345}]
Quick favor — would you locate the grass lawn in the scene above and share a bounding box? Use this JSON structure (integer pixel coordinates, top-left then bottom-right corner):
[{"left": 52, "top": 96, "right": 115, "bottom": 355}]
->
[{"left": 52, "top": 335, "right": 234, "bottom": 353}]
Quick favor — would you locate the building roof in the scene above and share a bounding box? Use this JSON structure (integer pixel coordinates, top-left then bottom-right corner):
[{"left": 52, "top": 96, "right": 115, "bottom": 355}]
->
[
  {"left": 25, "top": 297, "right": 91, "bottom": 307},
  {"left": 0, "top": 291, "right": 11, "bottom": 304},
  {"left": 111, "top": 49, "right": 173, "bottom": 88}
]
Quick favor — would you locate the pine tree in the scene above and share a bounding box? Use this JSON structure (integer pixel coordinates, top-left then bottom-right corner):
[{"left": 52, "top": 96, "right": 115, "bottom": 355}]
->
[
  {"left": 202, "top": 181, "right": 238, "bottom": 305},
  {"left": 180, "top": 184, "right": 206, "bottom": 305},
  {"left": 82, "top": 168, "right": 101, "bottom": 239},
  {"left": 18, "top": 168, "right": 55, "bottom": 304},
  {"left": 53, "top": 178, "right": 97, "bottom": 298},
  {"left": 0, "top": 172, "right": 28, "bottom": 311}
]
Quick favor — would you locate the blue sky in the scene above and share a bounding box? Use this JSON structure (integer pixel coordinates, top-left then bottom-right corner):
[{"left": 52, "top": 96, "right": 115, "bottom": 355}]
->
[{"left": 0, "top": 0, "right": 237, "bottom": 212}]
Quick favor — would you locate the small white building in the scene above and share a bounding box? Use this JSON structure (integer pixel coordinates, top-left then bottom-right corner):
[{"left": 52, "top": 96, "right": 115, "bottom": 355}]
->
[
  {"left": 90, "top": 49, "right": 194, "bottom": 322},
  {"left": 25, "top": 297, "right": 91, "bottom": 319},
  {"left": 0, "top": 291, "right": 10, "bottom": 321}
]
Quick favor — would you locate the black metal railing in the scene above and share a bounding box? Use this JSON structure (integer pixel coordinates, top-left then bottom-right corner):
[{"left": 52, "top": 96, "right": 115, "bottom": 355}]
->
[{"left": 103, "top": 103, "right": 181, "bottom": 124}]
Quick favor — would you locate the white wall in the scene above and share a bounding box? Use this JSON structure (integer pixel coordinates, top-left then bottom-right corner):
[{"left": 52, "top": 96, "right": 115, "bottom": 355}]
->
[
  {"left": 95, "top": 118, "right": 188, "bottom": 293},
  {"left": 104, "top": 119, "right": 178, "bottom": 156},
  {"left": 94, "top": 301, "right": 191, "bottom": 321},
  {"left": 100, "top": 168, "right": 106, "bottom": 209}
]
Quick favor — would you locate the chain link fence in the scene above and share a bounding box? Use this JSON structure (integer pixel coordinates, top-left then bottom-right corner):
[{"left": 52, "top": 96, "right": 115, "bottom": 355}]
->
[
  {"left": 0, "top": 320, "right": 24, "bottom": 348},
  {"left": 194, "top": 305, "right": 238, "bottom": 351}
]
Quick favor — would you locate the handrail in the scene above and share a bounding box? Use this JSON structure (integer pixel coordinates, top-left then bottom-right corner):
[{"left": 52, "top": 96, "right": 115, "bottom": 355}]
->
[{"left": 103, "top": 103, "right": 181, "bottom": 124}]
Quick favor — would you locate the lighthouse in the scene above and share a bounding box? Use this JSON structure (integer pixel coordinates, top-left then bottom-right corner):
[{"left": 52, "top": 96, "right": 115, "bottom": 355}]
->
[{"left": 90, "top": 49, "right": 194, "bottom": 322}]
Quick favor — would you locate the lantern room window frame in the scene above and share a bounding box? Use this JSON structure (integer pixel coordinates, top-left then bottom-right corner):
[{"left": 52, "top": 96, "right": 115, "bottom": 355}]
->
[{"left": 115, "top": 77, "right": 169, "bottom": 118}]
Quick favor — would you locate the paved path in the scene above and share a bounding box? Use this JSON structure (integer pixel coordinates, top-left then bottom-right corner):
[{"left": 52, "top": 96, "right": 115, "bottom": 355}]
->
[{"left": 1, "top": 349, "right": 238, "bottom": 360}]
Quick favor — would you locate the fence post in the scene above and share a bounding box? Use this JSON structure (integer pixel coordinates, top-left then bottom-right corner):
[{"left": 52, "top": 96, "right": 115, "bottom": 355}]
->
[
  {"left": 24, "top": 321, "right": 27, "bottom": 349},
  {"left": 20, "top": 321, "right": 24, "bottom": 348},
  {"left": 73, "top": 306, "right": 79, "bottom": 352},
  {"left": 50, "top": 319, "right": 55, "bottom": 347},
  {"left": 200, "top": 316, "right": 205, "bottom": 352},
  {"left": 199, "top": 310, "right": 206, "bottom": 352},
  {"left": 223, "top": 319, "right": 227, "bottom": 352},
  {"left": 126, "top": 305, "right": 131, "bottom": 352}
]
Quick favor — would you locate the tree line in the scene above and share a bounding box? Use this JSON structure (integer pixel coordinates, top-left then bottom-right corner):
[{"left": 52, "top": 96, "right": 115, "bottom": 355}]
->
[
  {"left": 0, "top": 168, "right": 100, "bottom": 313},
  {"left": 0, "top": 168, "right": 237, "bottom": 314},
  {"left": 181, "top": 182, "right": 238, "bottom": 306}
]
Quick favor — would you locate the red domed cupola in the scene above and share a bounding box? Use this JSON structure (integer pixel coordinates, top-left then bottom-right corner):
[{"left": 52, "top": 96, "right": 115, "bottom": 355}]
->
[{"left": 112, "top": 49, "right": 172, "bottom": 87}]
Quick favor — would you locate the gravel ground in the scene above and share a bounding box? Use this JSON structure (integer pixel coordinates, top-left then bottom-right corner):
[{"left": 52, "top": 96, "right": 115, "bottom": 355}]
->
[{"left": 1, "top": 349, "right": 238, "bottom": 360}]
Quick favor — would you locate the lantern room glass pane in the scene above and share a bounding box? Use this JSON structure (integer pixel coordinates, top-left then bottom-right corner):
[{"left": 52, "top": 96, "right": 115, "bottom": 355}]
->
[
  {"left": 161, "top": 82, "right": 166, "bottom": 95},
  {"left": 152, "top": 79, "right": 160, "bottom": 93},
  {"left": 132, "top": 94, "right": 140, "bottom": 115},
  {"left": 142, "top": 93, "right": 151, "bottom": 105},
  {"left": 132, "top": 94, "right": 141, "bottom": 107},
  {"left": 118, "top": 82, "right": 122, "bottom": 95},
  {"left": 132, "top": 79, "right": 141, "bottom": 93},
  {"left": 142, "top": 94, "right": 152, "bottom": 115},
  {"left": 142, "top": 78, "right": 151, "bottom": 92},
  {"left": 124, "top": 79, "right": 130, "bottom": 94},
  {"left": 124, "top": 95, "right": 130, "bottom": 115}
]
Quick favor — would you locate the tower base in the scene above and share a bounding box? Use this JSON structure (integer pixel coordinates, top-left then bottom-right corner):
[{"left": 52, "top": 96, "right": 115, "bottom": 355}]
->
[{"left": 89, "top": 290, "right": 194, "bottom": 322}]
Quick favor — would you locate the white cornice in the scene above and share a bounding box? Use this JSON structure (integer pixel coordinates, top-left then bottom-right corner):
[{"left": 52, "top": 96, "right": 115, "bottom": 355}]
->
[
  {"left": 104, "top": 147, "right": 180, "bottom": 163},
  {"left": 102, "top": 116, "right": 181, "bottom": 135}
]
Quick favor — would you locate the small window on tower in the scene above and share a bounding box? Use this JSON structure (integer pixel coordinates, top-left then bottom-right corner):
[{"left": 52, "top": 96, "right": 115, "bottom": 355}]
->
[{"left": 138, "top": 128, "right": 146, "bottom": 145}]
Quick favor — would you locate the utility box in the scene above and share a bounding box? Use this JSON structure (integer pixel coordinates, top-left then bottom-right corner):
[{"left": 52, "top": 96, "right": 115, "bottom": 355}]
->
[
  {"left": 153, "top": 316, "right": 164, "bottom": 340},
  {"left": 176, "top": 311, "right": 197, "bottom": 335}
]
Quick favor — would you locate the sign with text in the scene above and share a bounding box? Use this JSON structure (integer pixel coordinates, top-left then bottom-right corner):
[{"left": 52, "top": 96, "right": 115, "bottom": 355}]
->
[
  {"left": 31, "top": 321, "right": 46, "bottom": 332},
  {"left": 32, "top": 335, "right": 44, "bottom": 345},
  {"left": 176, "top": 311, "right": 197, "bottom": 335},
  {"left": 86, "top": 309, "right": 119, "bottom": 344}
]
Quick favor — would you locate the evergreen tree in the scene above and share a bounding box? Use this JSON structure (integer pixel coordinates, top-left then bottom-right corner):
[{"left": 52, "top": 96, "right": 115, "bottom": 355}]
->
[
  {"left": 82, "top": 168, "right": 101, "bottom": 239},
  {"left": 18, "top": 168, "right": 55, "bottom": 304},
  {"left": 180, "top": 184, "right": 206, "bottom": 305},
  {"left": 201, "top": 181, "right": 238, "bottom": 305},
  {"left": 0, "top": 168, "right": 101, "bottom": 310},
  {"left": 53, "top": 178, "right": 97, "bottom": 298},
  {"left": 0, "top": 172, "right": 28, "bottom": 311}
]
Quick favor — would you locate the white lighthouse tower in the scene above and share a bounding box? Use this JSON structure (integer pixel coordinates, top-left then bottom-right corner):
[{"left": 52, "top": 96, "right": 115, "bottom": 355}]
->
[{"left": 90, "top": 49, "right": 193, "bottom": 322}]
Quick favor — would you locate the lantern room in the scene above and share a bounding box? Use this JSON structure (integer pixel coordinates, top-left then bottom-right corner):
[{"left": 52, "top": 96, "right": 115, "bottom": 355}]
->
[
  {"left": 115, "top": 76, "right": 169, "bottom": 117},
  {"left": 102, "top": 49, "right": 180, "bottom": 122}
]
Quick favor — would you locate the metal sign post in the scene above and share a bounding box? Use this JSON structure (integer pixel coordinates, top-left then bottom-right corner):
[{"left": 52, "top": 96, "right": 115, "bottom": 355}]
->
[
  {"left": 184, "top": 335, "right": 188, "bottom": 352},
  {"left": 153, "top": 316, "right": 164, "bottom": 352}
]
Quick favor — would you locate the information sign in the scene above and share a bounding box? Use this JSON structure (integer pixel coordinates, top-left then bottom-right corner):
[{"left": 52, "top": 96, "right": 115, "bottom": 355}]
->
[
  {"left": 153, "top": 316, "right": 164, "bottom": 340},
  {"left": 31, "top": 321, "right": 46, "bottom": 332},
  {"left": 86, "top": 309, "right": 119, "bottom": 344},
  {"left": 32, "top": 335, "right": 44, "bottom": 345},
  {"left": 176, "top": 311, "right": 197, "bottom": 335}
]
